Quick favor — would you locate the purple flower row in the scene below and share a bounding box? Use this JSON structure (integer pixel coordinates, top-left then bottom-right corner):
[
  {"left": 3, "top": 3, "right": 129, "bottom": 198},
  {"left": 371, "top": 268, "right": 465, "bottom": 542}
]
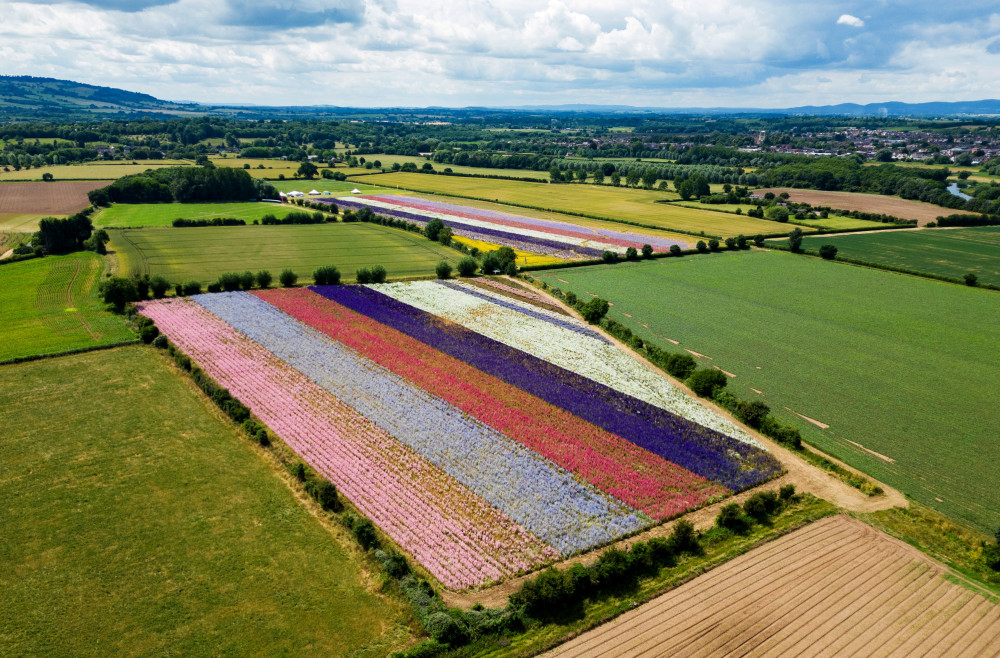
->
[
  {"left": 315, "top": 285, "right": 783, "bottom": 491},
  {"left": 436, "top": 281, "right": 609, "bottom": 343}
]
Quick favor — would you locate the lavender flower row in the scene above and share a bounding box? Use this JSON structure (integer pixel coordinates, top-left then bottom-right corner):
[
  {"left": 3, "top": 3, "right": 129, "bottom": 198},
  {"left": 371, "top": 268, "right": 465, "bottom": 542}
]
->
[
  {"left": 317, "top": 285, "right": 782, "bottom": 491},
  {"left": 436, "top": 281, "right": 609, "bottom": 343},
  {"left": 371, "top": 194, "right": 690, "bottom": 250},
  {"left": 194, "top": 291, "right": 649, "bottom": 554}
]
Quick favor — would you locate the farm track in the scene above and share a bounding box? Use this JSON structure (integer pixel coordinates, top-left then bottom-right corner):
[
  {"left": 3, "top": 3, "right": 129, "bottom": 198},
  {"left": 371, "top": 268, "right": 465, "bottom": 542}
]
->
[{"left": 544, "top": 515, "right": 1000, "bottom": 657}]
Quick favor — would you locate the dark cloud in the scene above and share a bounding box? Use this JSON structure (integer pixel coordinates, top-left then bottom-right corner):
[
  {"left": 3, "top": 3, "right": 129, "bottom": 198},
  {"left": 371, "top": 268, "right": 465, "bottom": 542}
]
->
[{"left": 223, "top": 0, "right": 364, "bottom": 29}]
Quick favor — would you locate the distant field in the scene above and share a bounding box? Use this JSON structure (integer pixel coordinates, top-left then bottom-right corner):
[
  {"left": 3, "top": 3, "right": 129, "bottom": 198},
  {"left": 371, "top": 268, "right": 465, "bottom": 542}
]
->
[
  {"left": 270, "top": 179, "right": 390, "bottom": 195},
  {"left": 670, "top": 200, "right": 887, "bottom": 231},
  {"left": 755, "top": 188, "right": 955, "bottom": 226},
  {"left": 94, "top": 201, "right": 303, "bottom": 227},
  {"left": 798, "top": 226, "right": 1000, "bottom": 285},
  {"left": 0, "top": 180, "right": 110, "bottom": 216},
  {"left": 358, "top": 172, "right": 786, "bottom": 237},
  {"left": 353, "top": 154, "right": 551, "bottom": 180},
  {"left": 0, "top": 213, "right": 52, "bottom": 232},
  {"left": 0, "top": 347, "right": 410, "bottom": 655},
  {"left": 0, "top": 160, "right": 191, "bottom": 181},
  {"left": 110, "top": 223, "right": 460, "bottom": 284},
  {"left": 0, "top": 252, "right": 135, "bottom": 362},
  {"left": 533, "top": 250, "right": 1000, "bottom": 533},
  {"left": 547, "top": 515, "right": 1000, "bottom": 657},
  {"left": 209, "top": 156, "right": 300, "bottom": 178}
]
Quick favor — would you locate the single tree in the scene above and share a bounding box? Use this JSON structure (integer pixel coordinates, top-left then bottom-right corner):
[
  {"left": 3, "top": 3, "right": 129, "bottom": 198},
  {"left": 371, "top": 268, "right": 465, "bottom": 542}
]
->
[
  {"left": 297, "top": 161, "right": 319, "bottom": 179},
  {"left": 788, "top": 227, "right": 804, "bottom": 253},
  {"left": 435, "top": 260, "right": 453, "bottom": 279},
  {"left": 279, "top": 268, "right": 298, "bottom": 287}
]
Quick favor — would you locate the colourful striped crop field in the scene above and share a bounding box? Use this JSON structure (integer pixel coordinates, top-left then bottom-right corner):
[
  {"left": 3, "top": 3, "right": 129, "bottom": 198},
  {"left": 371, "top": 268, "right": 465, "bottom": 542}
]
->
[
  {"left": 137, "top": 282, "right": 780, "bottom": 590},
  {"left": 326, "top": 194, "right": 691, "bottom": 259}
]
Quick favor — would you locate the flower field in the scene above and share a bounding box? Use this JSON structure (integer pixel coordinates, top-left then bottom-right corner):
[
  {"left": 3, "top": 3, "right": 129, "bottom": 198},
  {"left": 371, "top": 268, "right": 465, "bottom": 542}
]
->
[
  {"left": 138, "top": 282, "right": 780, "bottom": 590},
  {"left": 328, "top": 194, "right": 690, "bottom": 258}
]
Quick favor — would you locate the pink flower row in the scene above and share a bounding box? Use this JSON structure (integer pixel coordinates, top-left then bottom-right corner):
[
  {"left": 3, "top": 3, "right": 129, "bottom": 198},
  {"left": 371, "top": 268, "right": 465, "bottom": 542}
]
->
[{"left": 137, "top": 298, "right": 558, "bottom": 589}]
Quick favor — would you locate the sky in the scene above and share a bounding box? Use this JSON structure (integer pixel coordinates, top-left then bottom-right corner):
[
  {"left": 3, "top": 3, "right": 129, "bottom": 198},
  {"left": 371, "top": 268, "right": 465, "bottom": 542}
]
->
[{"left": 1, "top": 0, "right": 999, "bottom": 108}]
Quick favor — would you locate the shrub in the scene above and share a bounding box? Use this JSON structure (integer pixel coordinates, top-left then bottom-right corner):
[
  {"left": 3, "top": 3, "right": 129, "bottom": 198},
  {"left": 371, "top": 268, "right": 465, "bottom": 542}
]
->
[
  {"left": 255, "top": 428, "right": 270, "bottom": 446},
  {"left": 182, "top": 280, "right": 202, "bottom": 296},
  {"left": 664, "top": 353, "right": 697, "bottom": 379},
  {"left": 504, "top": 260, "right": 518, "bottom": 276},
  {"left": 151, "top": 334, "right": 168, "bottom": 349},
  {"left": 753, "top": 234, "right": 765, "bottom": 247},
  {"left": 580, "top": 297, "right": 610, "bottom": 324},
  {"left": 736, "top": 234, "right": 748, "bottom": 249},
  {"left": 736, "top": 399, "right": 770, "bottom": 429},
  {"left": 779, "top": 484, "right": 796, "bottom": 500},
  {"left": 725, "top": 237, "right": 737, "bottom": 250},
  {"left": 625, "top": 246, "right": 638, "bottom": 260},
  {"left": 667, "top": 519, "right": 701, "bottom": 555},
  {"left": 279, "top": 268, "right": 298, "bottom": 287},
  {"left": 207, "top": 283, "right": 222, "bottom": 293},
  {"left": 218, "top": 271, "right": 241, "bottom": 292},
  {"left": 716, "top": 503, "right": 751, "bottom": 534},
  {"left": 983, "top": 544, "right": 1000, "bottom": 571},
  {"left": 370, "top": 264, "right": 387, "bottom": 283},
  {"left": 642, "top": 244, "right": 654, "bottom": 258},
  {"left": 964, "top": 272, "right": 979, "bottom": 287},
  {"left": 100, "top": 276, "right": 138, "bottom": 312},
  {"left": 424, "top": 612, "right": 469, "bottom": 646},
  {"left": 456, "top": 256, "right": 478, "bottom": 277},
  {"left": 688, "top": 368, "right": 728, "bottom": 397},
  {"left": 313, "top": 265, "right": 341, "bottom": 285},
  {"left": 788, "top": 227, "right": 804, "bottom": 253},
  {"left": 437, "top": 227, "right": 453, "bottom": 246},
  {"left": 696, "top": 240, "right": 708, "bottom": 253},
  {"left": 139, "top": 324, "right": 159, "bottom": 344},
  {"left": 239, "top": 271, "right": 255, "bottom": 290},
  {"left": 601, "top": 250, "right": 617, "bottom": 263},
  {"left": 149, "top": 275, "right": 170, "bottom": 299},
  {"left": 293, "top": 462, "right": 307, "bottom": 481},
  {"left": 424, "top": 218, "right": 445, "bottom": 241},
  {"left": 351, "top": 517, "right": 379, "bottom": 550},
  {"left": 435, "top": 260, "right": 453, "bottom": 279},
  {"left": 564, "top": 291, "right": 577, "bottom": 306},
  {"left": 310, "top": 479, "right": 340, "bottom": 511},
  {"left": 743, "top": 491, "right": 780, "bottom": 523},
  {"left": 174, "top": 283, "right": 183, "bottom": 296},
  {"left": 255, "top": 270, "right": 272, "bottom": 289},
  {"left": 708, "top": 238, "right": 720, "bottom": 252},
  {"left": 356, "top": 267, "right": 372, "bottom": 284},
  {"left": 818, "top": 244, "right": 838, "bottom": 260}
]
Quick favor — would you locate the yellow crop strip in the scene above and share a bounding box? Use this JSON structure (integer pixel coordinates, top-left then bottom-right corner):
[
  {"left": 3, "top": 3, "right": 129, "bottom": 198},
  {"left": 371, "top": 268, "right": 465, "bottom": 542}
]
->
[{"left": 452, "top": 235, "right": 567, "bottom": 266}]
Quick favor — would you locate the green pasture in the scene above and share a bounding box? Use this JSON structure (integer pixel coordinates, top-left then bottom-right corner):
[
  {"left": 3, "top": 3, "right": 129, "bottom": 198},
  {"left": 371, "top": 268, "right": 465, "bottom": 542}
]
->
[
  {"left": 350, "top": 153, "right": 551, "bottom": 180},
  {"left": 797, "top": 227, "right": 1000, "bottom": 285},
  {"left": 94, "top": 202, "right": 302, "bottom": 228},
  {"left": 110, "top": 222, "right": 459, "bottom": 285},
  {"left": 0, "top": 347, "right": 411, "bottom": 655},
  {"left": 357, "top": 172, "right": 790, "bottom": 238},
  {"left": 0, "top": 252, "right": 135, "bottom": 362},
  {"left": 533, "top": 250, "right": 1000, "bottom": 533},
  {"left": 0, "top": 160, "right": 192, "bottom": 181},
  {"left": 669, "top": 201, "right": 887, "bottom": 231}
]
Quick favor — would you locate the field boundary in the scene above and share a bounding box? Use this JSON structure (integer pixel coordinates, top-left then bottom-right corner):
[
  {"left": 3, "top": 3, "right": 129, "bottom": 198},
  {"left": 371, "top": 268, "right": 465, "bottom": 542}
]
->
[{"left": 0, "top": 339, "right": 141, "bottom": 367}]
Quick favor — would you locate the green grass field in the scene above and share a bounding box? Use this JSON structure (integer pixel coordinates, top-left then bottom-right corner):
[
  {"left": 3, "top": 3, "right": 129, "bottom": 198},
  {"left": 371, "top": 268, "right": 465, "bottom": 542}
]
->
[
  {"left": 110, "top": 222, "right": 460, "bottom": 284},
  {"left": 0, "top": 160, "right": 192, "bottom": 181},
  {"left": 797, "top": 227, "right": 1000, "bottom": 285},
  {"left": 670, "top": 201, "right": 887, "bottom": 231},
  {"left": 0, "top": 252, "right": 135, "bottom": 362},
  {"left": 0, "top": 347, "right": 411, "bottom": 655},
  {"left": 348, "top": 154, "right": 552, "bottom": 180},
  {"left": 533, "top": 250, "right": 1000, "bottom": 533},
  {"left": 94, "top": 202, "right": 303, "bottom": 227},
  {"left": 357, "top": 172, "right": 790, "bottom": 237}
]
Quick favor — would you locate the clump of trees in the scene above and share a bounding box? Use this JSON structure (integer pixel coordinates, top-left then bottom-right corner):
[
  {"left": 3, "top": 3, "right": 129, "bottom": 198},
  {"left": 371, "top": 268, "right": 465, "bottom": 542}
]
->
[{"left": 89, "top": 166, "right": 278, "bottom": 205}]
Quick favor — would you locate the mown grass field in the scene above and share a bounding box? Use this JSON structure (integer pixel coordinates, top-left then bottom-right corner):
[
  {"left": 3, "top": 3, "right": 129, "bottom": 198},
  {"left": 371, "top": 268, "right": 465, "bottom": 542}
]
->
[
  {"left": 94, "top": 202, "right": 303, "bottom": 227},
  {"left": 669, "top": 200, "right": 887, "bottom": 231},
  {"left": 0, "top": 160, "right": 191, "bottom": 181},
  {"left": 533, "top": 250, "right": 1000, "bottom": 533},
  {"left": 0, "top": 347, "right": 411, "bottom": 656},
  {"left": 356, "top": 172, "right": 790, "bottom": 237},
  {"left": 0, "top": 252, "right": 135, "bottom": 362},
  {"left": 754, "top": 188, "right": 954, "bottom": 226},
  {"left": 110, "top": 223, "right": 460, "bottom": 284},
  {"left": 798, "top": 226, "right": 1000, "bottom": 285}
]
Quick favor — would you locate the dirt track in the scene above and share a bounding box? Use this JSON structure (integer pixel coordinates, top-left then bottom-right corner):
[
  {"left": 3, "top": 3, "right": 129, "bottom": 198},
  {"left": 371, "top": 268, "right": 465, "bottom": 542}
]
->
[{"left": 545, "top": 515, "right": 1000, "bottom": 657}]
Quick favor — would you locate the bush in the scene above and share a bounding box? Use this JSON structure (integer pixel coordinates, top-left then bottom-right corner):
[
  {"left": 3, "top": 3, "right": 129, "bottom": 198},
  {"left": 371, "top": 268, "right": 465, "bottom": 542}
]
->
[
  {"left": 350, "top": 517, "right": 379, "bottom": 550},
  {"left": 725, "top": 237, "right": 737, "bottom": 250},
  {"left": 788, "top": 227, "right": 804, "bottom": 253},
  {"left": 151, "top": 334, "right": 168, "bottom": 349},
  {"left": 370, "top": 264, "right": 387, "bottom": 283},
  {"left": 716, "top": 503, "right": 751, "bottom": 534},
  {"left": 580, "top": 297, "right": 610, "bottom": 324},
  {"left": 239, "top": 271, "right": 255, "bottom": 290},
  {"left": 983, "top": 544, "right": 1000, "bottom": 571},
  {"left": 667, "top": 519, "right": 701, "bottom": 555},
  {"left": 356, "top": 267, "right": 372, "bottom": 284},
  {"left": 625, "top": 246, "right": 638, "bottom": 260},
  {"left": 642, "top": 244, "right": 654, "bottom": 258},
  {"left": 601, "top": 250, "right": 617, "bottom": 263},
  {"left": 818, "top": 244, "right": 838, "bottom": 260},
  {"left": 279, "top": 268, "right": 298, "bottom": 287},
  {"left": 779, "top": 484, "right": 796, "bottom": 500},
  {"left": 753, "top": 234, "right": 765, "bottom": 247},
  {"left": 736, "top": 234, "right": 748, "bottom": 249},
  {"left": 670, "top": 244, "right": 682, "bottom": 256},
  {"left": 435, "top": 260, "right": 452, "bottom": 279},
  {"left": 743, "top": 491, "right": 780, "bottom": 523},
  {"left": 736, "top": 400, "right": 770, "bottom": 429},
  {"left": 664, "top": 353, "right": 697, "bottom": 379},
  {"left": 255, "top": 428, "right": 270, "bottom": 447},
  {"left": 708, "top": 238, "right": 720, "bottom": 252},
  {"left": 100, "top": 276, "right": 138, "bottom": 312},
  {"left": 310, "top": 479, "right": 340, "bottom": 512},
  {"left": 218, "top": 271, "right": 242, "bottom": 292},
  {"left": 255, "top": 270, "right": 272, "bottom": 289},
  {"left": 424, "top": 612, "right": 469, "bottom": 646},
  {"left": 149, "top": 275, "right": 170, "bottom": 299},
  {"left": 456, "top": 256, "right": 478, "bottom": 277},
  {"left": 437, "top": 227, "right": 453, "bottom": 246},
  {"left": 207, "top": 283, "right": 222, "bottom": 293},
  {"left": 696, "top": 240, "right": 708, "bottom": 253},
  {"left": 182, "top": 280, "right": 202, "bottom": 296},
  {"left": 313, "top": 265, "right": 341, "bottom": 286},
  {"left": 688, "top": 368, "right": 728, "bottom": 397},
  {"left": 424, "top": 218, "right": 445, "bottom": 241},
  {"left": 293, "top": 462, "right": 307, "bottom": 481},
  {"left": 964, "top": 272, "right": 979, "bottom": 287}
]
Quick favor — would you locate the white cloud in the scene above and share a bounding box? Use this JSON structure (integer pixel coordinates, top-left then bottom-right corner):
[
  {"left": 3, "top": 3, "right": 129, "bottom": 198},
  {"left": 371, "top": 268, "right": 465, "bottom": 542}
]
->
[{"left": 837, "top": 14, "right": 865, "bottom": 27}]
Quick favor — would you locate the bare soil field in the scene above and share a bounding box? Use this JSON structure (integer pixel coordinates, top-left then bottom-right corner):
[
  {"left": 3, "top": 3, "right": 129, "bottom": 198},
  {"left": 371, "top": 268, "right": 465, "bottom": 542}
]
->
[
  {"left": 755, "top": 188, "right": 954, "bottom": 226},
  {"left": 546, "top": 515, "right": 1000, "bottom": 657},
  {"left": 0, "top": 180, "right": 110, "bottom": 215}
]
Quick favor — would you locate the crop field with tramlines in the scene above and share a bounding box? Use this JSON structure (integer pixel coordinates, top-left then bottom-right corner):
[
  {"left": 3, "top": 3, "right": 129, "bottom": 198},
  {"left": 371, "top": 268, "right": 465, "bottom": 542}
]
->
[
  {"left": 533, "top": 250, "right": 1000, "bottom": 533},
  {"left": 138, "top": 281, "right": 782, "bottom": 589},
  {"left": 109, "top": 222, "right": 459, "bottom": 285},
  {"left": 93, "top": 201, "right": 305, "bottom": 227},
  {"left": 0, "top": 160, "right": 192, "bottom": 181},
  {"left": 0, "top": 252, "right": 135, "bottom": 362},
  {"left": 355, "top": 172, "right": 790, "bottom": 237}
]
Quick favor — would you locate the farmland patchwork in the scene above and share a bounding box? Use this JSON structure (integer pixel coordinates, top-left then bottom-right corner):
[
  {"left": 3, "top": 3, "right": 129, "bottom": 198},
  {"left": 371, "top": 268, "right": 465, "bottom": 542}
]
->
[{"left": 138, "top": 282, "right": 780, "bottom": 589}]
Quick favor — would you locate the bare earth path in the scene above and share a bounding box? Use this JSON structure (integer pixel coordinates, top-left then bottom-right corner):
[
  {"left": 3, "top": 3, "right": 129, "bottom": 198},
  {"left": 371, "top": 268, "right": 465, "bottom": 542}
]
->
[{"left": 544, "top": 515, "right": 1000, "bottom": 658}]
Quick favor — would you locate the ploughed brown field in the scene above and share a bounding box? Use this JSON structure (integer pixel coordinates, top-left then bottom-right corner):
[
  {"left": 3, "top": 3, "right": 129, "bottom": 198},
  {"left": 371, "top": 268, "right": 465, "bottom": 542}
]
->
[
  {"left": 546, "top": 515, "right": 1000, "bottom": 658},
  {"left": 755, "top": 188, "right": 954, "bottom": 226},
  {"left": 0, "top": 180, "right": 111, "bottom": 215}
]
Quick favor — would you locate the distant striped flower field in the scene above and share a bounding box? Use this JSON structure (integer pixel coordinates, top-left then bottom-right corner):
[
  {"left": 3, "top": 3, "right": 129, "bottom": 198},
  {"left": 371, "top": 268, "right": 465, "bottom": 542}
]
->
[{"left": 138, "top": 281, "right": 780, "bottom": 590}]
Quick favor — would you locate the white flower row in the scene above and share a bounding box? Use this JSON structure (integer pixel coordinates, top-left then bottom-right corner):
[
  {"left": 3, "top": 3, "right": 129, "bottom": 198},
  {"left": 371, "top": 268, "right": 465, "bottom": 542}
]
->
[{"left": 375, "top": 282, "right": 766, "bottom": 450}]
